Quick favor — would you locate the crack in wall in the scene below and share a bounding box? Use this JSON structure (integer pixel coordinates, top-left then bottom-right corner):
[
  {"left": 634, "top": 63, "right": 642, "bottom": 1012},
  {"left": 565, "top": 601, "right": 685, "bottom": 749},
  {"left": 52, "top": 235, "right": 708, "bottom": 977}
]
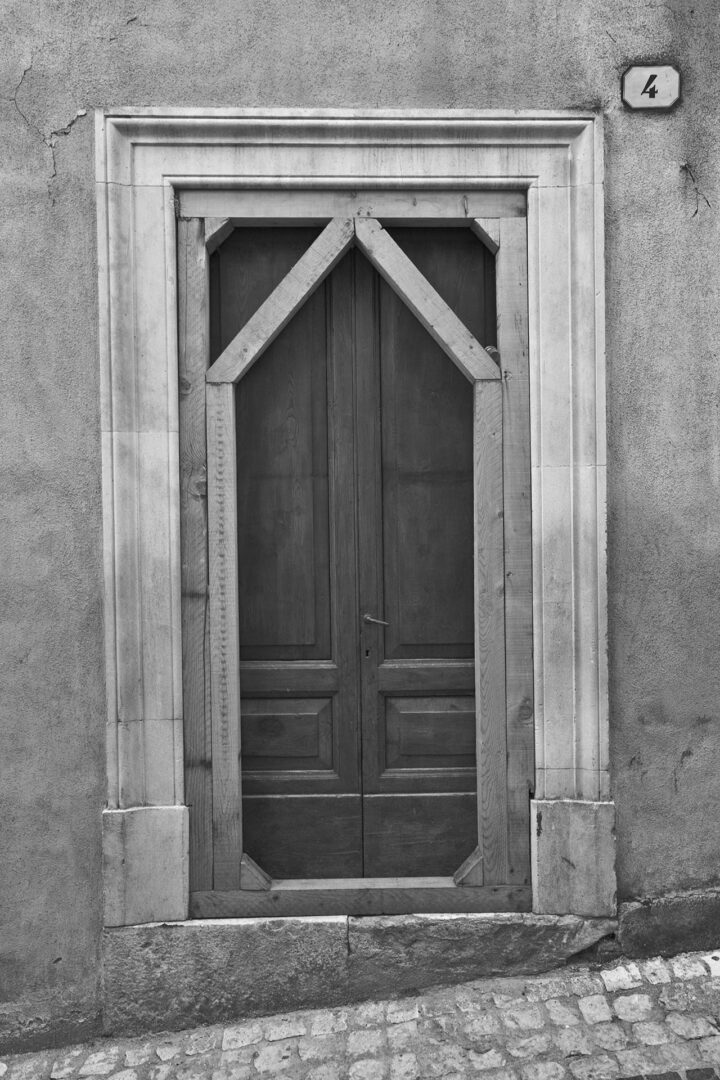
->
[
  {"left": 680, "top": 162, "right": 712, "bottom": 218},
  {"left": 6, "top": 53, "right": 88, "bottom": 203}
]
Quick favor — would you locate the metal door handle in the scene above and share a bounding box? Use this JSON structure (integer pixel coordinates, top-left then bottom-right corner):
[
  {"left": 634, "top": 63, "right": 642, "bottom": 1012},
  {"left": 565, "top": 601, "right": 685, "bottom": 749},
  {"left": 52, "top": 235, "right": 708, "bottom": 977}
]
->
[{"left": 363, "top": 613, "right": 389, "bottom": 626}]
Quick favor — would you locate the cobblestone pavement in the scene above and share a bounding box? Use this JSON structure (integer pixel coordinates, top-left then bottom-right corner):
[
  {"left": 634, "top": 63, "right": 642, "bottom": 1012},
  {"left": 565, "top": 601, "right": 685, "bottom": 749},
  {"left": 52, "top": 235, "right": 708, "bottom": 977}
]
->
[{"left": 4, "top": 950, "right": 720, "bottom": 1080}]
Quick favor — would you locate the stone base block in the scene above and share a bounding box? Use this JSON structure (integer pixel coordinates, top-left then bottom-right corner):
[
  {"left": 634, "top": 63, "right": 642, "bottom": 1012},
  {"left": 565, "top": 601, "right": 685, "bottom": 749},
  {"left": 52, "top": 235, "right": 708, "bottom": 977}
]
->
[
  {"left": 619, "top": 888, "right": 720, "bottom": 957},
  {"left": 102, "top": 912, "right": 616, "bottom": 1036},
  {"left": 531, "top": 799, "right": 617, "bottom": 917},
  {"left": 103, "top": 806, "right": 189, "bottom": 927}
]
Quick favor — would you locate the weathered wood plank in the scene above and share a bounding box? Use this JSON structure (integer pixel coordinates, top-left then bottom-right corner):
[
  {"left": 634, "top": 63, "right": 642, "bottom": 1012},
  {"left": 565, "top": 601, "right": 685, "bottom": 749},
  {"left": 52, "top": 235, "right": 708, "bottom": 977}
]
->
[
  {"left": 474, "top": 379, "right": 508, "bottom": 885},
  {"left": 239, "top": 852, "right": 273, "bottom": 891},
  {"left": 239, "top": 661, "right": 340, "bottom": 696},
  {"left": 377, "top": 660, "right": 475, "bottom": 694},
  {"left": 363, "top": 794, "right": 477, "bottom": 877},
  {"left": 353, "top": 218, "right": 500, "bottom": 382},
  {"left": 206, "top": 217, "right": 354, "bottom": 384},
  {"left": 204, "top": 217, "right": 234, "bottom": 254},
  {"left": 453, "top": 846, "right": 484, "bottom": 887},
  {"left": 190, "top": 883, "right": 532, "bottom": 918},
  {"left": 496, "top": 217, "right": 534, "bottom": 884},
  {"left": 178, "top": 218, "right": 213, "bottom": 892},
  {"left": 470, "top": 218, "right": 500, "bottom": 254},
  {"left": 206, "top": 381, "right": 242, "bottom": 889},
  {"left": 180, "top": 188, "right": 527, "bottom": 221}
]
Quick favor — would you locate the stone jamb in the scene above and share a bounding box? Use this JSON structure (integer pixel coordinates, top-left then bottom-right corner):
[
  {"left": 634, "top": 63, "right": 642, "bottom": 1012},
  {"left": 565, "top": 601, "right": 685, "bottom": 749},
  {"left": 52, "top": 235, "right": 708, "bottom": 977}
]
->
[{"left": 95, "top": 108, "right": 613, "bottom": 923}]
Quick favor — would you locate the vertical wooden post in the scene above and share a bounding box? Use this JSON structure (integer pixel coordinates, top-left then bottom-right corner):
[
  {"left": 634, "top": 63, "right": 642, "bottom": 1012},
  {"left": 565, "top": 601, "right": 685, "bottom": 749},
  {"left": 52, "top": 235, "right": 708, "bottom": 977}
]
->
[
  {"left": 496, "top": 217, "right": 534, "bottom": 884},
  {"left": 178, "top": 218, "right": 213, "bottom": 892},
  {"left": 474, "top": 378, "right": 508, "bottom": 885},
  {"left": 206, "top": 380, "right": 242, "bottom": 889}
]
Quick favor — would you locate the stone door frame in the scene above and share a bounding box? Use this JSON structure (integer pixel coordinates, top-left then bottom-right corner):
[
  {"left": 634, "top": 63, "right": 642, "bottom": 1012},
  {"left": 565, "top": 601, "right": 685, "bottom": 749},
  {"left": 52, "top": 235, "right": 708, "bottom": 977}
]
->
[{"left": 97, "top": 108, "right": 615, "bottom": 925}]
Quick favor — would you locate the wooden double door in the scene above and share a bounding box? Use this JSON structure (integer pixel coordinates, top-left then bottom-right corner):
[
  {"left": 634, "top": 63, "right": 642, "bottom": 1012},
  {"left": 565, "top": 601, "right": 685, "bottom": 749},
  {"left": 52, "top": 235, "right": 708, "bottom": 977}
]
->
[{"left": 211, "top": 225, "right": 495, "bottom": 880}]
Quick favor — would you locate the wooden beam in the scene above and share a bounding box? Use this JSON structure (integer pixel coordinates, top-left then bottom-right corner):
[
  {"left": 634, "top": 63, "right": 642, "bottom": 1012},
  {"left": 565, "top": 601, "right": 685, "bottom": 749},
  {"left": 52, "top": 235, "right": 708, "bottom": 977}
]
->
[
  {"left": 206, "top": 381, "right": 242, "bottom": 889},
  {"left": 179, "top": 187, "right": 527, "bottom": 221},
  {"left": 191, "top": 883, "right": 532, "bottom": 918},
  {"left": 453, "top": 846, "right": 484, "bottom": 887},
  {"left": 240, "top": 852, "right": 273, "bottom": 891},
  {"left": 353, "top": 218, "right": 500, "bottom": 382},
  {"left": 474, "top": 379, "right": 508, "bottom": 884},
  {"left": 178, "top": 218, "right": 213, "bottom": 892},
  {"left": 206, "top": 217, "right": 355, "bottom": 384},
  {"left": 204, "top": 217, "right": 234, "bottom": 253},
  {"left": 496, "top": 217, "right": 534, "bottom": 885},
  {"left": 471, "top": 218, "right": 500, "bottom": 254}
]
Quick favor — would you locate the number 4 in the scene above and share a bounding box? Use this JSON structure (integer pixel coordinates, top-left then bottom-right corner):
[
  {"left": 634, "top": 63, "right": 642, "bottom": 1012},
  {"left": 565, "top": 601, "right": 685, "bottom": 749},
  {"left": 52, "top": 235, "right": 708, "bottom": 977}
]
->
[{"left": 642, "top": 74, "right": 658, "bottom": 99}]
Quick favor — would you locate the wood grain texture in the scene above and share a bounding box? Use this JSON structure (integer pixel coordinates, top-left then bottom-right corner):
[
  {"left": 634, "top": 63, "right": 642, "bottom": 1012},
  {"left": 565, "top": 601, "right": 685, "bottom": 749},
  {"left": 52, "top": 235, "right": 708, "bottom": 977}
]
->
[
  {"left": 376, "top": 660, "right": 475, "bottom": 694},
  {"left": 190, "top": 883, "right": 531, "bottom": 917},
  {"left": 178, "top": 218, "right": 212, "bottom": 892},
  {"left": 474, "top": 379, "right": 508, "bottom": 885},
  {"left": 207, "top": 218, "right": 354, "bottom": 384},
  {"left": 206, "top": 381, "right": 242, "bottom": 889},
  {"left": 471, "top": 218, "right": 500, "bottom": 254},
  {"left": 377, "top": 256, "right": 474, "bottom": 661},
  {"left": 496, "top": 218, "right": 534, "bottom": 884},
  {"left": 242, "top": 794, "right": 362, "bottom": 878},
  {"left": 363, "top": 793, "right": 477, "bottom": 876},
  {"left": 239, "top": 661, "right": 340, "bottom": 696},
  {"left": 353, "top": 218, "right": 500, "bottom": 382},
  {"left": 453, "top": 846, "right": 484, "bottom": 886},
  {"left": 180, "top": 188, "right": 527, "bottom": 221},
  {"left": 204, "top": 217, "right": 234, "bottom": 254},
  {"left": 239, "top": 852, "right": 273, "bottom": 891},
  {"left": 234, "top": 276, "right": 331, "bottom": 661}
]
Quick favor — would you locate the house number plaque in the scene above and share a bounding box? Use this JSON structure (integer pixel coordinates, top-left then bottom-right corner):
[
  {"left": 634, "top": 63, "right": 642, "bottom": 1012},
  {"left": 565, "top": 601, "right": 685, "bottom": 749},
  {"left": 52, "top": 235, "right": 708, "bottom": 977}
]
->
[{"left": 622, "top": 65, "right": 681, "bottom": 110}]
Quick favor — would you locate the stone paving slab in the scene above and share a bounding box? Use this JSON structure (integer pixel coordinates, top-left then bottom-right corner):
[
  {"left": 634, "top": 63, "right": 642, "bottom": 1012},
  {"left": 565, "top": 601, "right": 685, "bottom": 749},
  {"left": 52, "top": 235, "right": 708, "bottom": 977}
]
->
[{"left": 2, "top": 949, "right": 720, "bottom": 1079}]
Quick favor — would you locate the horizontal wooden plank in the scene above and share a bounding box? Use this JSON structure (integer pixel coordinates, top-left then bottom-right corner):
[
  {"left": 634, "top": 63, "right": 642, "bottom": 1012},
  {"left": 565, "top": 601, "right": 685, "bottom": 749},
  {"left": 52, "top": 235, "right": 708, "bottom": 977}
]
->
[
  {"left": 180, "top": 188, "right": 527, "bottom": 220},
  {"left": 240, "top": 662, "right": 340, "bottom": 695},
  {"left": 190, "top": 883, "right": 532, "bottom": 917},
  {"left": 377, "top": 660, "right": 474, "bottom": 694}
]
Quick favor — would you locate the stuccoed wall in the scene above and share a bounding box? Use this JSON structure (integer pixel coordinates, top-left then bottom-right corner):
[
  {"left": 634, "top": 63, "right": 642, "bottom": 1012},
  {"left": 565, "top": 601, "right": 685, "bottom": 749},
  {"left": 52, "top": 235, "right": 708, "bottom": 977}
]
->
[{"left": 1, "top": 0, "right": 718, "bottom": 1047}]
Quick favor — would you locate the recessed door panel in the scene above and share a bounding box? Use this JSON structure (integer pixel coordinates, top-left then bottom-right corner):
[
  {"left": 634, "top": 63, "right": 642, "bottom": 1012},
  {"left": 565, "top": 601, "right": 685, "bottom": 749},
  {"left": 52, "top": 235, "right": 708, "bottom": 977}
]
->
[
  {"left": 362, "top": 794, "right": 477, "bottom": 877},
  {"left": 236, "top": 289, "right": 331, "bottom": 659}
]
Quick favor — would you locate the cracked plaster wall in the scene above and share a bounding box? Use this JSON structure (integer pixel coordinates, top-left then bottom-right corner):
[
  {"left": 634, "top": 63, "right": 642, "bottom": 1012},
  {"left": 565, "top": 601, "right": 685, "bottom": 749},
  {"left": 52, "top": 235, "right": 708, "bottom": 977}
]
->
[{"left": 1, "top": 0, "right": 719, "bottom": 1042}]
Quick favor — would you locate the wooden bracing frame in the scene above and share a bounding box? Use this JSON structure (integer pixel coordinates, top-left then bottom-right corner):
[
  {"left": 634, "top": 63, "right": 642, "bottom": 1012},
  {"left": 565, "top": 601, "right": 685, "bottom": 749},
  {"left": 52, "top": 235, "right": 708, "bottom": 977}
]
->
[{"left": 181, "top": 209, "right": 533, "bottom": 915}]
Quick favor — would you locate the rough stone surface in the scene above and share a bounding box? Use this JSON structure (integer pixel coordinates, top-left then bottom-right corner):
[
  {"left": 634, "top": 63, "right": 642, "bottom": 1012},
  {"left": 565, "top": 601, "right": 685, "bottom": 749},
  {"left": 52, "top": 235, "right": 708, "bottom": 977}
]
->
[
  {"left": 619, "top": 893, "right": 720, "bottom": 959},
  {"left": 3, "top": 947, "right": 719, "bottom": 1079},
  {"left": 102, "top": 919, "right": 351, "bottom": 1035},
  {"left": 102, "top": 914, "right": 617, "bottom": 1038},
  {"left": 345, "top": 914, "right": 616, "bottom": 998}
]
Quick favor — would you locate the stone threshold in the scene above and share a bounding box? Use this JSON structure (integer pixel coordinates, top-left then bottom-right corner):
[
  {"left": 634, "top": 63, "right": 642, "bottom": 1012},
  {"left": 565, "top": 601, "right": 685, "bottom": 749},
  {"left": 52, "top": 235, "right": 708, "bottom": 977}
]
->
[{"left": 102, "top": 912, "right": 617, "bottom": 1038}]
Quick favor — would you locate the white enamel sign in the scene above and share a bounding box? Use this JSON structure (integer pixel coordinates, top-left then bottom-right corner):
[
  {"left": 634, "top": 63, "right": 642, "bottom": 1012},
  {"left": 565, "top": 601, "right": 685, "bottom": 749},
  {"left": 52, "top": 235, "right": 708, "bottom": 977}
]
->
[{"left": 622, "top": 65, "right": 681, "bottom": 110}]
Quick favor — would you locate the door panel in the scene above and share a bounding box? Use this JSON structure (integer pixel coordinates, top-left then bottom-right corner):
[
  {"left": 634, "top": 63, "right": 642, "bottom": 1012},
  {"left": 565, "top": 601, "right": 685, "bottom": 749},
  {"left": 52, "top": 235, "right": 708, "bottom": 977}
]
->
[
  {"left": 236, "top": 287, "right": 331, "bottom": 660},
  {"left": 241, "top": 794, "right": 362, "bottom": 879},
  {"left": 362, "top": 794, "right": 477, "bottom": 877},
  {"left": 383, "top": 696, "right": 476, "bottom": 769},
  {"left": 212, "top": 240, "right": 361, "bottom": 878},
  {"left": 209, "top": 227, "right": 497, "bottom": 880},
  {"left": 358, "top": 233, "right": 495, "bottom": 873}
]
